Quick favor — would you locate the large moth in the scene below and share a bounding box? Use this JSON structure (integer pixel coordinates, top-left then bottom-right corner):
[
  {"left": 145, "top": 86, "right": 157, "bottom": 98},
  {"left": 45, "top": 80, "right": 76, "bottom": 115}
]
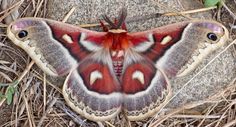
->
[{"left": 7, "top": 11, "right": 228, "bottom": 121}]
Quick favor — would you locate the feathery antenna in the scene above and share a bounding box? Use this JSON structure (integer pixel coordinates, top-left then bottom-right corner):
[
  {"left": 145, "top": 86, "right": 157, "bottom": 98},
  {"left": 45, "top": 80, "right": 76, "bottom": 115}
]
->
[{"left": 102, "top": 8, "right": 127, "bottom": 29}]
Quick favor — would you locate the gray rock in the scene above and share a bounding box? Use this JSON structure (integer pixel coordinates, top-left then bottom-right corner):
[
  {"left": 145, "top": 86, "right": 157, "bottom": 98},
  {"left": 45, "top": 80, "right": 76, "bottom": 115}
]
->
[{"left": 47, "top": 0, "right": 211, "bottom": 31}]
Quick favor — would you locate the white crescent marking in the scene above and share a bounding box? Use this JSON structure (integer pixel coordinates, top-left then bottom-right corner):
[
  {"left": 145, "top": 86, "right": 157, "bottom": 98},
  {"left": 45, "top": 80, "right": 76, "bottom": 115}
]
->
[
  {"left": 62, "top": 34, "right": 73, "bottom": 44},
  {"left": 90, "top": 70, "right": 103, "bottom": 85},
  {"left": 132, "top": 70, "right": 145, "bottom": 85},
  {"left": 161, "top": 35, "right": 172, "bottom": 45}
]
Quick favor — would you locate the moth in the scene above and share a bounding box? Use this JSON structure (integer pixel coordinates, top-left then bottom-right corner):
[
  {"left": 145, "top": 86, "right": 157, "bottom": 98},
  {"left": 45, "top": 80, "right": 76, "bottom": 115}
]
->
[{"left": 7, "top": 11, "right": 228, "bottom": 121}]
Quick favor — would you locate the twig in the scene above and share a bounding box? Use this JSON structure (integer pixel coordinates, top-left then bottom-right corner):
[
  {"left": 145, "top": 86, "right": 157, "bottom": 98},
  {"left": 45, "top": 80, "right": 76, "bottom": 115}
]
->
[
  {"left": 55, "top": 101, "right": 88, "bottom": 127},
  {"left": 223, "top": 119, "right": 236, "bottom": 127},
  {"left": 0, "top": 24, "right": 8, "bottom": 27},
  {"left": 104, "top": 121, "right": 116, "bottom": 127},
  {"left": 163, "top": 6, "right": 217, "bottom": 16},
  {"left": 34, "top": 0, "right": 45, "bottom": 17},
  {"left": 198, "top": 102, "right": 221, "bottom": 127},
  {"left": 32, "top": 72, "right": 62, "bottom": 93},
  {"left": 17, "top": 61, "right": 35, "bottom": 83},
  {"left": 79, "top": 23, "right": 105, "bottom": 28},
  {"left": 37, "top": 96, "right": 58, "bottom": 127},
  {"left": 0, "top": 0, "right": 23, "bottom": 22},
  {"left": 171, "top": 114, "right": 223, "bottom": 119},
  {"left": 149, "top": 100, "right": 221, "bottom": 126},
  {"left": 43, "top": 73, "right": 46, "bottom": 114},
  {"left": 61, "top": 7, "right": 76, "bottom": 22},
  {"left": 128, "top": 6, "right": 217, "bottom": 23},
  {"left": 221, "top": 1, "right": 236, "bottom": 20},
  {"left": 23, "top": 93, "right": 34, "bottom": 127},
  {"left": 0, "top": 0, "right": 22, "bottom": 15}
]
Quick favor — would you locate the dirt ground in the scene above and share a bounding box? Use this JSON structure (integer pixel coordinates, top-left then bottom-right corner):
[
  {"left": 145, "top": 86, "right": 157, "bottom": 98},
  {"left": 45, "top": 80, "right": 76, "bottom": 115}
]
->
[{"left": 0, "top": 0, "right": 236, "bottom": 127}]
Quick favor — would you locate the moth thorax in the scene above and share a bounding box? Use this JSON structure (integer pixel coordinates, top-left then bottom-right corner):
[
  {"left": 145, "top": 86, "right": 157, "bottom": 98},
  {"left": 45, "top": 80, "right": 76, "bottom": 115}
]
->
[{"left": 111, "top": 50, "right": 124, "bottom": 78}]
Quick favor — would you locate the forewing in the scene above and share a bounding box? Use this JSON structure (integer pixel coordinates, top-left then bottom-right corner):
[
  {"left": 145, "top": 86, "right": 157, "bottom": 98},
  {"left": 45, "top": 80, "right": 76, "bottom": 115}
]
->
[
  {"left": 129, "top": 21, "right": 228, "bottom": 77},
  {"left": 7, "top": 18, "right": 107, "bottom": 76}
]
